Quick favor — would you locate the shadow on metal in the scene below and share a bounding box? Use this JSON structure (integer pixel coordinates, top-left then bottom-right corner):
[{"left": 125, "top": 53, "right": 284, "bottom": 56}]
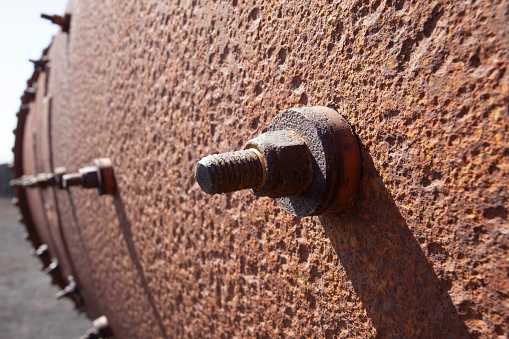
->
[
  {"left": 319, "top": 141, "right": 470, "bottom": 337},
  {"left": 113, "top": 195, "right": 169, "bottom": 339}
]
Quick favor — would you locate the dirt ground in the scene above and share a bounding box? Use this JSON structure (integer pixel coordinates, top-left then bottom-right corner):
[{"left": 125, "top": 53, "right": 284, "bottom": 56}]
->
[{"left": 0, "top": 198, "right": 91, "bottom": 338}]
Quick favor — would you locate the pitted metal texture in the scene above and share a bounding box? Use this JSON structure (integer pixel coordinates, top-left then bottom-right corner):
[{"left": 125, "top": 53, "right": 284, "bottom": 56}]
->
[{"left": 12, "top": 0, "right": 509, "bottom": 337}]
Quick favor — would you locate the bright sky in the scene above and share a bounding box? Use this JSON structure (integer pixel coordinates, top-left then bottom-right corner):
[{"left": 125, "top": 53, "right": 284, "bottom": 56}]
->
[{"left": 0, "top": 0, "right": 68, "bottom": 164}]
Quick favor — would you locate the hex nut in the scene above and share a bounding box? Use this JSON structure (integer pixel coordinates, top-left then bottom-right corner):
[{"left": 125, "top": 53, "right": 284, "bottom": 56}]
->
[
  {"left": 79, "top": 166, "right": 100, "bottom": 188},
  {"left": 245, "top": 130, "right": 312, "bottom": 198}
]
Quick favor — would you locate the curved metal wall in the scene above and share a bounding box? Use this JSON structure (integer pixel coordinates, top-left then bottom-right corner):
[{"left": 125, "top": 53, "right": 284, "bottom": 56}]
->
[{"left": 13, "top": 0, "right": 509, "bottom": 337}]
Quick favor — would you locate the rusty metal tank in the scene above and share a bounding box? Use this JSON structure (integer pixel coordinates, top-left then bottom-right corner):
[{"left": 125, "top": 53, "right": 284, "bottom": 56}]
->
[{"left": 11, "top": 0, "right": 508, "bottom": 337}]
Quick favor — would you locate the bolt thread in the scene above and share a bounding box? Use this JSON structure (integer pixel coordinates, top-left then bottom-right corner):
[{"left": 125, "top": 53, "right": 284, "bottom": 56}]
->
[
  {"left": 195, "top": 149, "right": 264, "bottom": 195},
  {"left": 9, "top": 179, "right": 20, "bottom": 187},
  {"left": 62, "top": 173, "right": 83, "bottom": 188},
  {"left": 10, "top": 176, "right": 37, "bottom": 187},
  {"left": 41, "top": 14, "right": 59, "bottom": 24}
]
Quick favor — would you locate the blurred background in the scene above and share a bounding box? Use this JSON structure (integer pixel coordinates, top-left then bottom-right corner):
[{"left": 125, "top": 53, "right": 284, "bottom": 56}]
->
[
  {"left": 0, "top": 1, "right": 92, "bottom": 338},
  {"left": 1, "top": 0, "right": 68, "bottom": 165}
]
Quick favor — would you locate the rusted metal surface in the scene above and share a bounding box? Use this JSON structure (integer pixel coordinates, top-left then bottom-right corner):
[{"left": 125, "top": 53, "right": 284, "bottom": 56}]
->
[{"left": 12, "top": 0, "right": 509, "bottom": 337}]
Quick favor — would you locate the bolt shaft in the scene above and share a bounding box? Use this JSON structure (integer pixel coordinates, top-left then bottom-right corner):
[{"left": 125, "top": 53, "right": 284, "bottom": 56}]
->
[
  {"left": 62, "top": 173, "right": 83, "bottom": 188},
  {"left": 41, "top": 14, "right": 64, "bottom": 25},
  {"left": 195, "top": 149, "right": 265, "bottom": 195}
]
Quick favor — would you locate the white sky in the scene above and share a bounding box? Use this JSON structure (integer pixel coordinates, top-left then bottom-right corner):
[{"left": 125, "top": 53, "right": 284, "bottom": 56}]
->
[{"left": 0, "top": 0, "right": 69, "bottom": 164}]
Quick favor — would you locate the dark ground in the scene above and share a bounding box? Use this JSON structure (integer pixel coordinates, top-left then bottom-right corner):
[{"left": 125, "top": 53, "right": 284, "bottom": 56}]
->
[
  {"left": 0, "top": 164, "right": 14, "bottom": 197},
  {"left": 0, "top": 198, "right": 92, "bottom": 338}
]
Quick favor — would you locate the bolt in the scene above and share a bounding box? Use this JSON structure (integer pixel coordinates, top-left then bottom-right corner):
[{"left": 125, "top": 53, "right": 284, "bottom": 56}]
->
[
  {"left": 195, "top": 106, "right": 361, "bottom": 216},
  {"left": 63, "top": 166, "right": 100, "bottom": 189},
  {"left": 24, "top": 87, "right": 36, "bottom": 101},
  {"left": 31, "top": 244, "right": 49, "bottom": 257},
  {"left": 53, "top": 167, "right": 67, "bottom": 189},
  {"left": 54, "top": 276, "right": 77, "bottom": 299},
  {"left": 10, "top": 169, "right": 66, "bottom": 189},
  {"left": 41, "top": 13, "right": 64, "bottom": 25},
  {"left": 17, "top": 105, "right": 30, "bottom": 117},
  {"left": 93, "top": 316, "right": 113, "bottom": 337},
  {"left": 10, "top": 173, "right": 55, "bottom": 188},
  {"left": 29, "top": 57, "right": 50, "bottom": 71},
  {"left": 80, "top": 166, "right": 101, "bottom": 188},
  {"left": 20, "top": 105, "right": 30, "bottom": 113},
  {"left": 195, "top": 149, "right": 265, "bottom": 194},
  {"left": 10, "top": 175, "right": 32, "bottom": 187},
  {"left": 34, "top": 173, "right": 53, "bottom": 188},
  {"left": 196, "top": 130, "right": 312, "bottom": 198},
  {"left": 41, "top": 13, "right": 71, "bottom": 32},
  {"left": 79, "top": 316, "right": 113, "bottom": 339},
  {"left": 62, "top": 158, "right": 115, "bottom": 195},
  {"left": 79, "top": 329, "right": 101, "bottom": 339},
  {"left": 43, "top": 259, "right": 59, "bottom": 274},
  {"left": 62, "top": 173, "right": 83, "bottom": 187}
]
